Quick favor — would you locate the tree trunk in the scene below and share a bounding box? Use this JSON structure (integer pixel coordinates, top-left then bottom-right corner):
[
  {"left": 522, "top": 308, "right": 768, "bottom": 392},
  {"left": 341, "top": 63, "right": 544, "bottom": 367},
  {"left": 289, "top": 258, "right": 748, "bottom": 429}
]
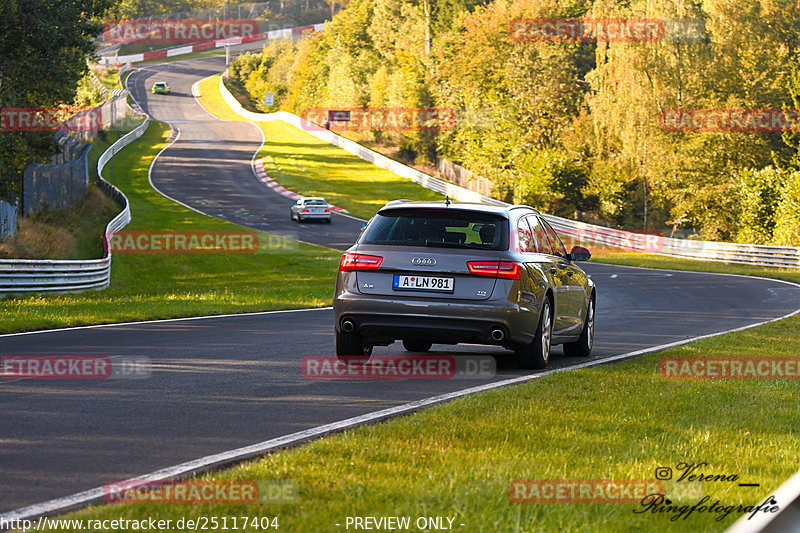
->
[{"left": 423, "top": 0, "right": 431, "bottom": 58}]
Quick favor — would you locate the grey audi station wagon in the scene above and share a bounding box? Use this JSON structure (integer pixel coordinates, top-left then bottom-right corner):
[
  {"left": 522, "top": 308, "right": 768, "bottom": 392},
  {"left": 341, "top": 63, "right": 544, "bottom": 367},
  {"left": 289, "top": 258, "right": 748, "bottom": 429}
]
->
[{"left": 333, "top": 201, "right": 595, "bottom": 369}]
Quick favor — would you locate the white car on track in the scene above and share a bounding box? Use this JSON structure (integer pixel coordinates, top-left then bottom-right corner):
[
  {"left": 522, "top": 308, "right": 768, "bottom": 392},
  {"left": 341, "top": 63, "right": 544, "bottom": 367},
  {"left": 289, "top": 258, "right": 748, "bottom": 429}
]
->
[{"left": 291, "top": 197, "right": 332, "bottom": 223}]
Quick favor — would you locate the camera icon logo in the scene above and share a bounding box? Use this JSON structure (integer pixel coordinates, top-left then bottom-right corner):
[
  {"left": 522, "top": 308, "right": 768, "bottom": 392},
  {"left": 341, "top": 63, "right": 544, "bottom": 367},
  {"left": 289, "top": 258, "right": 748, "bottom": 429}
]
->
[{"left": 655, "top": 467, "right": 673, "bottom": 480}]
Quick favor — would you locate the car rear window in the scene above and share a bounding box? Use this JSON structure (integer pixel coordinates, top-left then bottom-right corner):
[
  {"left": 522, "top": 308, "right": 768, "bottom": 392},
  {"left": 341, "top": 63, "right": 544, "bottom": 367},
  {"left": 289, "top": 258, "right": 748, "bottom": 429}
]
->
[
  {"left": 361, "top": 209, "right": 509, "bottom": 250},
  {"left": 305, "top": 199, "right": 326, "bottom": 205}
]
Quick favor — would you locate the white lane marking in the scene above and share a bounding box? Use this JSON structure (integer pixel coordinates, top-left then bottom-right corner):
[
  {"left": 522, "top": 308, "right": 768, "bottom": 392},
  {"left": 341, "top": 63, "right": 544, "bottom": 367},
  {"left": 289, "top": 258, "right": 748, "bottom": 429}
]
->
[
  {"left": 146, "top": 122, "right": 211, "bottom": 216},
  {"left": 610, "top": 274, "right": 617, "bottom": 279},
  {"left": 592, "top": 261, "right": 800, "bottom": 289},
  {"left": 333, "top": 210, "right": 367, "bottom": 223},
  {"left": 191, "top": 77, "right": 227, "bottom": 122},
  {"left": 0, "top": 307, "right": 332, "bottom": 339},
  {"left": 126, "top": 66, "right": 207, "bottom": 216},
  {"left": 3, "top": 291, "right": 799, "bottom": 523}
]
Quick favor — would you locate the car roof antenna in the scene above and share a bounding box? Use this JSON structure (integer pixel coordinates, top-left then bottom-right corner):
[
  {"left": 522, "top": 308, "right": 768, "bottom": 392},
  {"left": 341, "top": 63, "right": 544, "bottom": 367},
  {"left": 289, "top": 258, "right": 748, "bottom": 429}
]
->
[{"left": 445, "top": 196, "right": 451, "bottom": 206}]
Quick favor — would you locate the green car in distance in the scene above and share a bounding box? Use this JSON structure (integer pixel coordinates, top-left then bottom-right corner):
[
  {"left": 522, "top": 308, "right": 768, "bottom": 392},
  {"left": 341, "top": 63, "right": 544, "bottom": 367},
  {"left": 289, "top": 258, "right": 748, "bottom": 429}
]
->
[{"left": 152, "top": 81, "right": 170, "bottom": 94}]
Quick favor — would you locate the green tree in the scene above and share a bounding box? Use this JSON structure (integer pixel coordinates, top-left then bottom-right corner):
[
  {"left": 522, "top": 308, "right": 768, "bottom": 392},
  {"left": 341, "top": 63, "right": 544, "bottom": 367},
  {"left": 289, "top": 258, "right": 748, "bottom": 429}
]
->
[
  {"left": 585, "top": 0, "right": 799, "bottom": 237},
  {"left": 734, "top": 167, "right": 782, "bottom": 245},
  {"left": 773, "top": 170, "right": 800, "bottom": 246},
  {"left": 0, "top": 0, "right": 116, "bottom": 202},
  {"left": 433, "top": 0, "right": 593, "bottom": 210}
]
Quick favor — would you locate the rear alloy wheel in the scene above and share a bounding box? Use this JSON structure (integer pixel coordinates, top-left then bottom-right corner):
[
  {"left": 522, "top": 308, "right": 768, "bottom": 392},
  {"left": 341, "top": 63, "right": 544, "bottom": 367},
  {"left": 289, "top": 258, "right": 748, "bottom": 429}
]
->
[
  {"left": 335, "top": 329, "right": 372, "bottom": 362},
  {"left": 563, "top": 297, "right": 594, "bottom": 357},
  {"left": 515, "top": 299, "right": 552, "bottom": 369},
  {"left": 402, "top": 340, "right": 432, "bottom": 352}
]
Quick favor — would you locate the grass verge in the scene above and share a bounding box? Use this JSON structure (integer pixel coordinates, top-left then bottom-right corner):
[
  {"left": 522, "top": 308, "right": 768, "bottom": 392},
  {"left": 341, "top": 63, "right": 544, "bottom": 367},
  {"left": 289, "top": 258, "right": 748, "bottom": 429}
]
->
[
  {"left": 0, "top": 187, "right": 121, "bottom": 260},
  {"left": 0, "top": 120, "right": 341, "bottom": 333},
  {"left": 87, "top": 129, "right": 126, "bottom": 181},
  {"left": 0, "top": 130, "right": 130, "bottom": 260},
  {"left": 197, "top": 75, "right": 443, "bottom": 220},
  {"left": 93, "top": 66, "right": 120, "bottom": 90}
]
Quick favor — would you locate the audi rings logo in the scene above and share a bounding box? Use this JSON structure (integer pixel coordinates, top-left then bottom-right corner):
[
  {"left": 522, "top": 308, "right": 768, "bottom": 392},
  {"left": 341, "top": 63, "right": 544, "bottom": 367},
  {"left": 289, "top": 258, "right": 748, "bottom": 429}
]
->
[{"left": 411, "top": 257, "right": 436, "bottom": 266}]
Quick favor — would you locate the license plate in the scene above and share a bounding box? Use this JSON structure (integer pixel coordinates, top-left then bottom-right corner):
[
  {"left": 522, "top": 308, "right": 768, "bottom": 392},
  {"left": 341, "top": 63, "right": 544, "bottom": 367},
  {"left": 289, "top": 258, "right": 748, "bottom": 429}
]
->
[{"left": 393, "top": 274, "right": 454, "bottom": 292}]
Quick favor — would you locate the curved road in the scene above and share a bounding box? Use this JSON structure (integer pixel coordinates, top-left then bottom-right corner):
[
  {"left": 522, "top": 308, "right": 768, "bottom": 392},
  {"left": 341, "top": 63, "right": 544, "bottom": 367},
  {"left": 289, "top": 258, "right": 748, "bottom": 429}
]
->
[
  {"left": 127, "top": 56, "right": 364, "bottom": 250},
  {"left": 1, "top": 56, "right": 799, "bottom": 514}
]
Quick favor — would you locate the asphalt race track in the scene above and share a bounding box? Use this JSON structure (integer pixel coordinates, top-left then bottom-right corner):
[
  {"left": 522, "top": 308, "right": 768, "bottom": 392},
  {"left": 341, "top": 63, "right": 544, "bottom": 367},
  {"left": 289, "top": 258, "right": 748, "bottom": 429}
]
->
[
  {"left": 127, "top": 56, "right": 365, "bottom": 250},
  {"left": 1, "top": 55, "right": 799, "bottom": 514}
]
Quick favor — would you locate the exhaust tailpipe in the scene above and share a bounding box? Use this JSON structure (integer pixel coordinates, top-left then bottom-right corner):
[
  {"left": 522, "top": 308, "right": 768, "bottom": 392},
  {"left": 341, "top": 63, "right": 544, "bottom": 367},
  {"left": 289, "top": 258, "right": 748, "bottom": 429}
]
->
[
  {"left": 341, "top": 319, "right": 355, "bottom": 333},
  {"left": 490, "top": 327, "right": 505, "bottom": 342}
]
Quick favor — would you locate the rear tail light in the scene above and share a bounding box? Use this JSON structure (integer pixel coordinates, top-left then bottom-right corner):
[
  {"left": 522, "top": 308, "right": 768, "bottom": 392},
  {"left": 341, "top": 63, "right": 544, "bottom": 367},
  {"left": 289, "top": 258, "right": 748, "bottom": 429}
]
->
[
  {"left": 467, "top": 261, "right": 521, "bottom": 280},
  {"left": 340, "top": 253, "right": 384, "bottom": 271},
  {"left": 325, "top": 209, "right": 331, "bottom": 213},
  {"left": 301, "top": 209, "right": 309, "bottom": 213}
]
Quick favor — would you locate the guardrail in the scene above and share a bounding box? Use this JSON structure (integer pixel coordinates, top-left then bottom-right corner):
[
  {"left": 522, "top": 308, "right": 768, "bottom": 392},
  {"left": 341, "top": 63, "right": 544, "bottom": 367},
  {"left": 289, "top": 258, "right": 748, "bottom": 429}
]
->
[
  {"left": 119, "top": 62, "right": 131, "bottom": 88},
  {"left": 100, "top": 23, "right": 325, "bottom": 65},
  {"left": 216, "top": 76, "right": 800, "bottom": 269},
  {"left": 0, "top": 119, "right": 147, "bottom": 295},
  {"left": 544, "top": 216, "right": 800, "bottom": 269}
]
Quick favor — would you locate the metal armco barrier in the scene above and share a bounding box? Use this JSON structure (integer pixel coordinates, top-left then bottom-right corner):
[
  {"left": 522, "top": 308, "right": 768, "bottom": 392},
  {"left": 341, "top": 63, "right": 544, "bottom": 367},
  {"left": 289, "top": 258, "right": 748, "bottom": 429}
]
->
[
  {"left": 0, "top": 119, "right": 147, "bottom": 295},
  {"left": 100, "top": 23, "right": 325, "bottom": 65},
  {"left": 543, "top": 215, "right": 800, "bottom": 269},
  {"left": 216, "top": 76, "right": 800, "bottom": 269}
]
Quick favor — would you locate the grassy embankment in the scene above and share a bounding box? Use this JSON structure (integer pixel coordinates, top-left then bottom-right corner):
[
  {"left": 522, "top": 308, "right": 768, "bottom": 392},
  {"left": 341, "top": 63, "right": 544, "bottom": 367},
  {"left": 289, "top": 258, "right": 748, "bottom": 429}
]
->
[{"left": 197, "top": 74, "right": 443, "bottom": 220}]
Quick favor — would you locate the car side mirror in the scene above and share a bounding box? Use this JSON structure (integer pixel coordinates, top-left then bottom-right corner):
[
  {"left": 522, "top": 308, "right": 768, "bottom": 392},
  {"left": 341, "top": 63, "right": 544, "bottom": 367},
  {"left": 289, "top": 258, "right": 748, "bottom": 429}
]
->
[{"left": 568, "top": 245, "right": 591, "bottom": 262}]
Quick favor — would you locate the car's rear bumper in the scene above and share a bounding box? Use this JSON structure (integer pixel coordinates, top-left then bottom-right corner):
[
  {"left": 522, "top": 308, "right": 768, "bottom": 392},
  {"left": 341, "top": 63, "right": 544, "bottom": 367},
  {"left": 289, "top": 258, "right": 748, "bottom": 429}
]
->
[
  {"left": 341, "top": 314, "right": 513, "bottom": 345},
  {"left": 334, "top": 292, "right": 538, "bottom": 346},
  {"left": 298, "top": 213, "right": 331, "bottom": 219}
]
